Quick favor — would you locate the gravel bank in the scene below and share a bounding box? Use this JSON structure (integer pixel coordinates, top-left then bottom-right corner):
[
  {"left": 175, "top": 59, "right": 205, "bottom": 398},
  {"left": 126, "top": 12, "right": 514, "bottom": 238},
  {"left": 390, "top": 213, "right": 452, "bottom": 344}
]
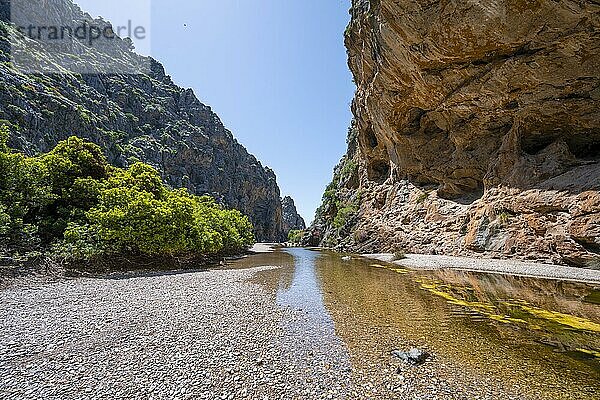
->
[
  {"left": 2, "top": 250, "right": 595, "bottom": 399},
  {"left": 248, "top": 243, "right": 279, "bottom": 253},
  {"left": 0, "top": 266, "right": 350, "bottom": 400},
  {"left": 362, "top": 253, "right": 600, "bottom": 284}
]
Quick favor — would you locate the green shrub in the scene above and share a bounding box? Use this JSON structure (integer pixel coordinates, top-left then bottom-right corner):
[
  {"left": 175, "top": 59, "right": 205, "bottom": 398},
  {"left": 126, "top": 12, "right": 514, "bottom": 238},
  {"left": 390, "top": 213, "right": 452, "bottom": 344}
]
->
[
  {"left": 35, "top": 136, "right": 109, "bottom": 239},
  {"left": 21, "top": 83, "right": 36, "bottom": 92},
  {"left": 69, "top": 186, "right": 253, "bottom": 258},
  {"left": 105, "top": 130, "right": 128, "bottom": 141},
  {"left": 344, "top": 23, "right": 352, "bottom": 39},
  {"left": 393, "top": 249, "right": 407, "bottom": 261},
  {"left": 416, "top": 191, "right": 430, "bottom": 204},
  {"left": 64, "top": 163, "right": 254, "bottom": 259},
  {"left": 0, "top": 124, "right": 8, "bottom": 152},
  {"left": 340, "top": 160, "right": 358, "bottom": 179},
  {"left": 0, "top": 120, "right": 19, "bottom": 132},
  {"left": 322, "top": 180, "right": 338, "bottom": 203},
  {"left": 0, "top": 133, "right": 255, "bottom": 265},
  {"left": 76, "top": 105, "right": 92, "bottom": 124},
  {"left": 0, "top": 125, "right": 54, "bottom": 242},
  {"left": 497, "top": 212, "right": 511, "bottom": 226},
  {"left": 288, "top": 230, "right": 305, "bottom": 244},
  {"left": 0, "top": 204, "right": 10, "bottom": 235},
  {"left": 333, "top": 203, "right": 358, "bottom": 229},
  {"left": 124, "top": 113, "right": 139, "bottom": 124}
]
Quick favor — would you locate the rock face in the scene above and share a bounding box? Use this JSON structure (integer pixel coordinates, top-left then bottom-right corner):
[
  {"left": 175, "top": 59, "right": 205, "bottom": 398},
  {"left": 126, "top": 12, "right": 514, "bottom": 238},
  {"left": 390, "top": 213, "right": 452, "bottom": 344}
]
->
[
  {"left": 281, "top": 196, "right": 306, "bottom": 235},
  {"left": 308, "top": 0, "right": 600, "bottom": 267},
  {"left": 0, "top": 0, "right": 286, "bottom": 241}
]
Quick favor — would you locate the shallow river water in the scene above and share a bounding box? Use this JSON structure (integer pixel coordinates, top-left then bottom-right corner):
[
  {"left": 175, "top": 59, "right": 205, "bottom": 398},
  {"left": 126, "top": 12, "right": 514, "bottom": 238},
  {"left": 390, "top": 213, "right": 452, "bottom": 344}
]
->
[{"left": 230, "top": 247, "right": 600, "bottom": 399}]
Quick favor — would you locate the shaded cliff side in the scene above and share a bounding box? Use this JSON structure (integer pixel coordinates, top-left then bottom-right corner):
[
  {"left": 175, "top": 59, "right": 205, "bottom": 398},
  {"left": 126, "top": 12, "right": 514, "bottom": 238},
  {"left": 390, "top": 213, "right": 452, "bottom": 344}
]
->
[
  {"left": 0, "top": 0, "right": 286, "bottom": 241},
  {"left": 307, "top": 0, "right": 600, "bottom": 267},
  {"left": 281, "top": 196, "right": 306, "bottom": 235}
]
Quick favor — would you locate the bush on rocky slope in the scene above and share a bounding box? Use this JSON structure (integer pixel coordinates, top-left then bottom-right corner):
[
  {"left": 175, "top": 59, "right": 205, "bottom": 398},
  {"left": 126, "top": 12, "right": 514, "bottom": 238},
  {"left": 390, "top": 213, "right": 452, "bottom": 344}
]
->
[
  {"left": 287, "top": 229, "right": 305, "bottom": 245},
  {"left": 0, "top": 128, "right": 255, "bottom": 266},
  {"left": 0, "top": 6, "right": 284, "bottom": 242}
]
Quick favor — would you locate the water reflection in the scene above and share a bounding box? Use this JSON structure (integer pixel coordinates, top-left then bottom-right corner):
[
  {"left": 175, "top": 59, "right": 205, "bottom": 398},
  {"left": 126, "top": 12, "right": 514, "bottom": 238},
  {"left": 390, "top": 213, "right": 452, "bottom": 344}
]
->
[
  {"left": 277, "top": 249, "right": 332, "bottom": 319},
  {"left": 416, "top": 270, "right": 600, "bottom": 360},
  {"left": 230, "top": 249, "right": 600, "bottom": 399},
  {"left": 317, "top": 253, "right": 600, "bottom": 399},
  {"left": 229, "top": 248, "right": 351, "bottom": 389},
  {"left": 275, "top": 249, "right": 351, "bottom": 377}
]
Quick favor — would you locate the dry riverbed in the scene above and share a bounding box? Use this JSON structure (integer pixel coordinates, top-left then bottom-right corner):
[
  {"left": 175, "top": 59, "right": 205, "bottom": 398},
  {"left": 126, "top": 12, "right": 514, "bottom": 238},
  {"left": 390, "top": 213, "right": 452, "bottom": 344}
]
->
[
  {"left": 0, "top": 266, "right": 349, "bottom": 399},
  {"left": 1, "top": 249, "right": 598, "bottom": 399},
  {"left": 362, "top": 253, "right": 600, "bottom": 284}
]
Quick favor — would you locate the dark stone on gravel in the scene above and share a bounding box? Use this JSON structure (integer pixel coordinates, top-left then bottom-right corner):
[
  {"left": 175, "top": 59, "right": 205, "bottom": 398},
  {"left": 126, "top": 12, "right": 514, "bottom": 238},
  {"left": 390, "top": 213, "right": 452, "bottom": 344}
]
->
[{"left": 392, "top": 348, "right": 431, "bottom": 366}]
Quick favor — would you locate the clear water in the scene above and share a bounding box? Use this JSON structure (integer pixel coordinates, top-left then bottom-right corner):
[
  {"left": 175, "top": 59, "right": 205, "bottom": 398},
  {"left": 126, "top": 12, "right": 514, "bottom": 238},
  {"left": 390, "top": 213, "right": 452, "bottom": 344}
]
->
[{"left": 230, "top": 248, "right": 600, "bottom": 399}]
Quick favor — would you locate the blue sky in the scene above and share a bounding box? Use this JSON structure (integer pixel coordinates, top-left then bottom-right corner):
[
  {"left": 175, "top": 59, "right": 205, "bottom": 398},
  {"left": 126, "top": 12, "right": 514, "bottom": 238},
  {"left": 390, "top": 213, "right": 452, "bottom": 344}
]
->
[{"left": 77, "top": 0, "right": 355, "bottom": 224}]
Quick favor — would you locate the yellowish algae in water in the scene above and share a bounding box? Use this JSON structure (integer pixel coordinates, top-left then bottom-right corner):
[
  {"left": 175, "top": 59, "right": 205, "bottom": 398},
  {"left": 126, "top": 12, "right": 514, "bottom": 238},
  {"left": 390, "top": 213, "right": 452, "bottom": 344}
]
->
[
  {"left": 488, "top": 314, "right": 528, "bottom": 325},
  {"left": 371, "top": 261, "right": 600, "bottom": 338},
  {"left": 422, "top": 285, "right": 496, "bottom": 311},
  {"left": 503, "top": 301, "right": 600, "bottom": 333},
  {"left": 417, "top": 279, "right": 525, "bottom": 324},
  {"left": 577, "top": 348, "right": 600, "bottom": 358},
  {"left": 415, "top": 278, "right": 600, "bottom": 334},
  {"left": 370, "top": 264, "right": 409, "bottom": 274}
]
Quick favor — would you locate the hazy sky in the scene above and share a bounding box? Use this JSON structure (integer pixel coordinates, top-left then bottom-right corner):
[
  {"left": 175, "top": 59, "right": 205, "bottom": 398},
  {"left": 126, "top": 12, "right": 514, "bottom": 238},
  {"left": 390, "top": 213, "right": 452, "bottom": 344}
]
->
[{"left": 76, "top": 0, "right": 355, "bottom": 224}]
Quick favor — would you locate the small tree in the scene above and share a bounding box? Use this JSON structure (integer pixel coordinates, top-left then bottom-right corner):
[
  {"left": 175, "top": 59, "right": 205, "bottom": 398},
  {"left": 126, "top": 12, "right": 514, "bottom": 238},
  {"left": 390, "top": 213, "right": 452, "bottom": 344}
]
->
[
  {"left": 0, "top": 124, "right": 9, "bottom": 153},
  {"left": 288, "top": 230, "right": 305, "bottom": 244}
]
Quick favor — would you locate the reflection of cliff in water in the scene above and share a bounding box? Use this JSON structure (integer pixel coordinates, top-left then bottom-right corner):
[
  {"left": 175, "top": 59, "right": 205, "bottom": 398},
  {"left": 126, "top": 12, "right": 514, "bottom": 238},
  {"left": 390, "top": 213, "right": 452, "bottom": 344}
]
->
[
  {"left": 276, "top": 249, "right": 352, "bottom": 389},
  {"left": 418, "top": 270, "right": 600, "bottom": 361},
  {"left": 316, "top": 253, "right": 600, "bottom": 399}
]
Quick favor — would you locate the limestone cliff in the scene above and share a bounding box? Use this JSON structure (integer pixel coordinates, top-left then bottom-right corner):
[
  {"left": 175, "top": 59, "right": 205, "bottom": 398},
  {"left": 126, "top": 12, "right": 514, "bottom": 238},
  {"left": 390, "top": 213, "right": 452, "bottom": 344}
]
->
[
  {"left": 0, "top": 0, "right": 286, "bottom": 241},
  {"left": 281, "top": 196, "right": 306, "bottom": 235},
  {"left": 308, "top": 0, "right": 600, "bottom": 267}
]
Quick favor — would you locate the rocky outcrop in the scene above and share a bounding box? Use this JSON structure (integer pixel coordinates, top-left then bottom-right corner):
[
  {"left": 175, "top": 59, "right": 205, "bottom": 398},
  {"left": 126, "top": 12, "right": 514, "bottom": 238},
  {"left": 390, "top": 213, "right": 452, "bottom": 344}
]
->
[
  {"left": 281, "top": 196, "right": 306, "bottom": 235},
  {"left": 0, "top": 0, "right": 286, "bottom": 241},
  {"left": 308, "top": 0, "right": 600, "bottom": 267}
]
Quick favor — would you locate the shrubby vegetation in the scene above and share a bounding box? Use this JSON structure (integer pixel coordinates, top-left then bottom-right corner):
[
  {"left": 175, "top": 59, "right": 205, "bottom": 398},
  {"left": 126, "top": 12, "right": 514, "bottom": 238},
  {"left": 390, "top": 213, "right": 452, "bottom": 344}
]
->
[
  {"left": 392, "top": 249, "right": 407, "bottom": 261},
  {"left": 332, "top": 191, "right": 362, "bottom": 230},
  {"left": 332, "top": 201, "right": 359, "bottom": 229},
  {"left": 416, "top": 190, "right": 430, "bottom": 204},
  {"left": 287, "top": 229, "right": 305, "bottom": 245},
  {"left": 314, "top": 168, "right": 362, "bottom": 233},
  {"left": 340, "top": 160, "right": 358, "bottom": 180},
  {"left": 0, "top": 127, "right": 254, "bottom": 267}
]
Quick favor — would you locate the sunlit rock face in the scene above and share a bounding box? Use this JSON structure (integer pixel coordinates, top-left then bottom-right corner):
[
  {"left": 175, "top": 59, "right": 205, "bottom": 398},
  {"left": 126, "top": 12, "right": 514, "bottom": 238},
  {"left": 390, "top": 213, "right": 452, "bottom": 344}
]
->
[
  {"left": 0, "top": 0, "right": 287, "bottom": 241},
  {"left": 309, "top": 0, "right": 600, "bottom": 266},
  {"left": 281, "top": 196, "right": 306, "bottom": 236}
]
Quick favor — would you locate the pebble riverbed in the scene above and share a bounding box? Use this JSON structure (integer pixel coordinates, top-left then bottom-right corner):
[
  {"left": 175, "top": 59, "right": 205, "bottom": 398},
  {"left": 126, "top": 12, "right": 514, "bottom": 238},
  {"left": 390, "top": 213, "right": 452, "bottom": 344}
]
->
[
  {"left": 1, "top": 255, "right": 586, "bottom": 400},
  {"left": 0, "top": 266, "right": 356, "bottom": 400}
]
